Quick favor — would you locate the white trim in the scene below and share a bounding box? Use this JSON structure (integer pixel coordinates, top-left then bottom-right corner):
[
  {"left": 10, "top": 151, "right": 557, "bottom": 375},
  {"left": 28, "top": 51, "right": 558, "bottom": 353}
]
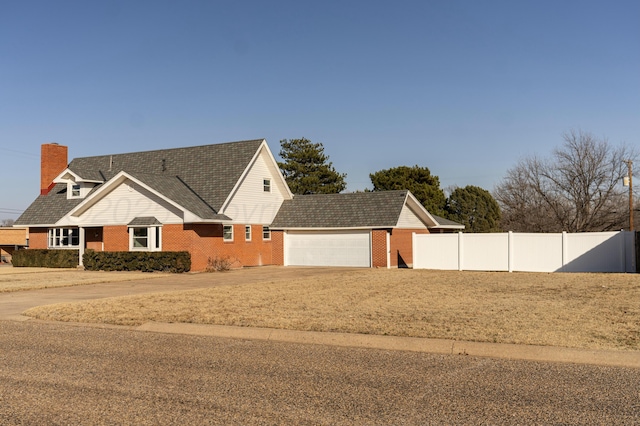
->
[
  {"left": 270, "top": 226, "right": 393, "bottom": 231},
  {"left": 386, "top": 231, "right": 391, "bottom": 269},
  {"left": 398, "top": 192, "right": 439, "bottom": 228},
  {"left": 129, "top": 224, "right": 162, "bottom": 252},
  {"left": 223, "top": 224, "right": 234, "bottom": 241},
  {"left": 53, "top": 169, "right": 102, "bottom": 185}
]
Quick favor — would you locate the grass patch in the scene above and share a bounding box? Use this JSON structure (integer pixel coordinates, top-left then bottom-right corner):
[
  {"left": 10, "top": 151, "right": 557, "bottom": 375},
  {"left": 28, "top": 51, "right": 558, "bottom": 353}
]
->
[
  {"left": 0, "top": 268, "right": 167, "bottom": 292},
  {"left": 24, "top": 269, "right": 640, "bottom": 351}
]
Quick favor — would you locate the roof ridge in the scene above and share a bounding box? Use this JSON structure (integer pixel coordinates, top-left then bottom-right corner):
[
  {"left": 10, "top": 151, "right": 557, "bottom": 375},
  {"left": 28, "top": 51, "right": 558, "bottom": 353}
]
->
[{"left": 72, "top": 139, "right": 264, "bottom": 161}]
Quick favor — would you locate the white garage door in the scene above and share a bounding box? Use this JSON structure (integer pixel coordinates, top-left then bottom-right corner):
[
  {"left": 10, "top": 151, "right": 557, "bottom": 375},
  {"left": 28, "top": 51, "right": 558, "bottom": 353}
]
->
[{"left": 285, "top": 231, "right": 371, "bottom": 267}]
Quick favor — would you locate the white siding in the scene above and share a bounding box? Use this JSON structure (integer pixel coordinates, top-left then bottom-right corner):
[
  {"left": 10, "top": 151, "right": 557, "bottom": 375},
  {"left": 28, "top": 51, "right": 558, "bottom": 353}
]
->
[
  {"left": 71, "top": 180, "right": 183, "bottom": 226},
  {"left": 223, "top": 148, "right": 287, "bottom": 224},
  {"left": 396, "top": 204, "right": 427, "bottom": 229}
]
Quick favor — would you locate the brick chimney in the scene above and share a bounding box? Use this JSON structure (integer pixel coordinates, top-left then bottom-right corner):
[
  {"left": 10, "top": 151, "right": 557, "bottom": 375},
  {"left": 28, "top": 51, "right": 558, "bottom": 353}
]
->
[{"left": 41, "top": 143, "right": 68, "bottom": 195}]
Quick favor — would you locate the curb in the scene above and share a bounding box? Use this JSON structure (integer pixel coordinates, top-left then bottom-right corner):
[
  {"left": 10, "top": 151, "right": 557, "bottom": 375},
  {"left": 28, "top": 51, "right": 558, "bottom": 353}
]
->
[{"left": 135, "top": 322, "right": 640, "bottom": 368}]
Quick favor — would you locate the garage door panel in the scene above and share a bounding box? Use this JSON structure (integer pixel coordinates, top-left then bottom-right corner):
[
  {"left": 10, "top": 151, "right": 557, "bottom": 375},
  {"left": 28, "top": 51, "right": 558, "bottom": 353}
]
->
[{"left": 285, "top": 231, "right": 371, "bottom": 267}]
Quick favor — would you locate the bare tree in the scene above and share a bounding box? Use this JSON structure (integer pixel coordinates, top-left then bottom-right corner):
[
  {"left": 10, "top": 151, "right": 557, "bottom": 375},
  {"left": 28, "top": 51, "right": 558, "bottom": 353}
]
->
[
  {"left": 0, "top": 219, "right": 15, "bottom": 227},
  {"left": 495, "top": 130, "right": 637, "bottom": 232}
]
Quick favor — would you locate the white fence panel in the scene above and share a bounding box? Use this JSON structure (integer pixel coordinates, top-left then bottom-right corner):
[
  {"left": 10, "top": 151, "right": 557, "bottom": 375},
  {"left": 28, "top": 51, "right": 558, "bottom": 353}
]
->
[
  {"left": 413, "top": 231, "right": 635, "bottom": 273},
  {"left": 462, "top": 233, "right": 509, "bottom": 271},
  {"left": 563, "top": 232, "right": 625, "bottom": 272},
  {"left": 412, "top": 233, "right": 458, "bottom": 270},
  {"left": 511, "top": 233, "right": 563, "bottom": 272}
]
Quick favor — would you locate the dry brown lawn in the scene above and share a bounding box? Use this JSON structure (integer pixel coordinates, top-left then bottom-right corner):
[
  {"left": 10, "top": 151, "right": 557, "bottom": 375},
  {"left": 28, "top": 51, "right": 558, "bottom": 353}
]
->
[
  {"left": 0, "top": 267, "right": 166, "bottom": 292},
  {"left": 23, "top": 268, "right": 640, "bottom": 351}
]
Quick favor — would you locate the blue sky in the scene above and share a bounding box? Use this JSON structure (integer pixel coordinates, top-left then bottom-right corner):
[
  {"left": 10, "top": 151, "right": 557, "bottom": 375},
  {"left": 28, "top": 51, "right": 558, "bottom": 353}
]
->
[{"left": 1, "top": 0, "right": 639, "bottom": 220}]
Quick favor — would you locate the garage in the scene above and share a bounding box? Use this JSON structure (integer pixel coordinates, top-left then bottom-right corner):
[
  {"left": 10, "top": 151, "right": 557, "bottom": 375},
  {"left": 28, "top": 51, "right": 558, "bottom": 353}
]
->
[{"left": 284, "top": 230, "right": 371, "bottom": 267}]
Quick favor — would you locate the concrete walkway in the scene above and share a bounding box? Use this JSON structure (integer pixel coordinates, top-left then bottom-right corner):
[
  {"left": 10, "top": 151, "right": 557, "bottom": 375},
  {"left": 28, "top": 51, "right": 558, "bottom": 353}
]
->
[{"left": 1, "top": 267, "right": 638, "bottom": 369}]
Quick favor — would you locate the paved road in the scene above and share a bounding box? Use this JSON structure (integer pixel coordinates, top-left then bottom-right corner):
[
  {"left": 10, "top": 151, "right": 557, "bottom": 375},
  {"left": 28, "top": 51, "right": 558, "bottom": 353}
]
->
[
  {"left": 1, "top": 321, "right": 639, "bottom": 425},
  {"left": 1, "top": 268, "right": 639, "bottom": 424}
]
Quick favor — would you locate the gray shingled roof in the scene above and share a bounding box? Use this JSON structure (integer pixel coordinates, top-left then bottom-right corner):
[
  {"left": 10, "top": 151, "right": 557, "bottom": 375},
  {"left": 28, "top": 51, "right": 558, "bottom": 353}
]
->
[
  {"left": 16, "top": 139, "right": 262, "bottom": 225},
  {"left": 69, "top": 139, "right": 263, "bottom": 212},
  {"left": 127, "top": 172, "right": 230, "bottom": 221},
  {"left": 15, "top": 184, "right": 84, "bottom": 225},
  {"left": 431, "top": 214, "right": 465, "bottom": 228},
  {"left": 128, "top": 217, "right": 162, "bottom": 226},
  {"left": 271, "top": 191, "right": 412, "bottom": 229}
]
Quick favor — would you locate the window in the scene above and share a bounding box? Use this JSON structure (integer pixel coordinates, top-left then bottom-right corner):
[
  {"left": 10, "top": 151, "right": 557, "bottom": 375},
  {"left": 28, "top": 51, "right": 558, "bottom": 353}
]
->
[
  {"left": 129, "top": 226, "right": 161, "bottom": 251},
  {"left": 132, "top": 228, "right": 148, "bottom": 248},
  {"left": 48, "top": 228, "right": 80, "bottom": 248},
  {"left": 262, "top": 226, "right": 271, "bottom": 240},
  {"left": 67, "top": 182, "right": 95, "bottom": 199},
  {"left": 263, "top": 179, "right": 271, "bottom": 192},
  {"left": 223, "top": 225, "right": 233, "bottom": 241},
  {"left": 245, "top": 225, "right": 251, "bottom": 241}
]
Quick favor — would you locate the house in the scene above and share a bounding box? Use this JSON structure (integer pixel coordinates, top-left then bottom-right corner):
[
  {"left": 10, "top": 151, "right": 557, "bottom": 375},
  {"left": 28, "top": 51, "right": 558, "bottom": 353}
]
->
[
  {"left": 271, "top": 191, "right": 462, "bottom": 267},
  {"left": 15, "top": 140, "right": 462, "bottom": 270},
  {"left": 0, "top": 227, "right": 28, "bottom": 263}
]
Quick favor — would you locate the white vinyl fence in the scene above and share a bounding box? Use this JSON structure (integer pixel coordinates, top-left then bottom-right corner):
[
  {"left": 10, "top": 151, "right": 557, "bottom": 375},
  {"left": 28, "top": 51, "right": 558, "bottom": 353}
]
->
[{"left": 413, "top": 231, "right": 636, "bottom": 273}]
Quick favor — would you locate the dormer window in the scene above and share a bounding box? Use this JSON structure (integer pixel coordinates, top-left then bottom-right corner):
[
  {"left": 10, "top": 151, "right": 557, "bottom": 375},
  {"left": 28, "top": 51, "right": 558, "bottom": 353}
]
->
[{"left": 66, "top": 182, "right": 96, "bottom": 199}]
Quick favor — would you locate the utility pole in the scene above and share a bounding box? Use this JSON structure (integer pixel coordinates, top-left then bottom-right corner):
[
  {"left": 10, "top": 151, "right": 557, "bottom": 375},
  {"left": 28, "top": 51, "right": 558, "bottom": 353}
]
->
[{"left": 624, "top": 160, "right": 633, "bottom": 231}]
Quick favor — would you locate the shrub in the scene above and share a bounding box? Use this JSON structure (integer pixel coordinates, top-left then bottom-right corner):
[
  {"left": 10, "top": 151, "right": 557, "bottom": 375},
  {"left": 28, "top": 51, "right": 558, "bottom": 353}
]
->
[
  {"left": 83, "top": 250, "right": 191, "bottom": 273},
  {"left": 11, "top": 249, "right": 79, "bottom": 268},
  {"left": 205, "top": 256, "right": 236, "bottom": 272}
]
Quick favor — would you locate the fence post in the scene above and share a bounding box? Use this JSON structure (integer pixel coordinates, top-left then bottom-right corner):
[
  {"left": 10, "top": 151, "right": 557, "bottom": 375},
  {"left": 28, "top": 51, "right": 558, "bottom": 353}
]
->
[
  {"left": 561, "top": 231, "right": 568, "bottom": 272},
  {"left": 508, "top": 231, "right": 513, "bottom": 273},
  {"left": 458, "top": 231, "right": 463, "bottom": 271},
  {"left": 620, "top": 231, "right": 627, "bottom": 273}
]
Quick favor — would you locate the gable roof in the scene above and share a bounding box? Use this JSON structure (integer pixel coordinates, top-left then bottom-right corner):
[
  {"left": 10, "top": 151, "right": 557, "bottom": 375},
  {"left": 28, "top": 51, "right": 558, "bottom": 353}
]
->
[
  {"left": 68, "top": 139, "right": 264, "bottom": 212},
  {"left": 271, "top": 190, "right": 451, "bottom": 229},
  {"left": 16, "top": 139, "right": 267, "bottom": 226}
]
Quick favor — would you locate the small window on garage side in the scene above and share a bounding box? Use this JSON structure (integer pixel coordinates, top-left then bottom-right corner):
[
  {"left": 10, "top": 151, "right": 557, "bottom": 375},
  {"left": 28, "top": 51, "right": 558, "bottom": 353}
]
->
[
  {"left": 263, "top": 179, "right": 271, "bottom": 192},
  {"left": 262, "top": 226, "right": 271, "bottom": 240},
  {"left": 223, "top": 225, "right": 233, "bottom": 241},
  {"left": 245, "top": 225, "right": 251, "bottom": 241}
]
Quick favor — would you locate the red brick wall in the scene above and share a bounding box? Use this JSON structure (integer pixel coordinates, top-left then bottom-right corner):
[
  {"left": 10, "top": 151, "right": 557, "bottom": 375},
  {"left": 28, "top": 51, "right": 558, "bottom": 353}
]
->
[
  {"left": 28, "top": 228, "right": 48, "bottom": 249},
  {"left": 41, "top": 143, "right": 68, "bottom": 195},
  {"left": 271, "top": 230, "right": 284, "bottom": 265},
  {"left": 166, "top": 224, "right": 274, "bottom": 272},
  {"left": 389, "top": 228, "right": 429, "bottom": 268},
  {"left": 103, "top": 226, "right": 129, "bottom": 251},
  {"left": 371, "top": 230, "right": 388, "bottom": 268}
]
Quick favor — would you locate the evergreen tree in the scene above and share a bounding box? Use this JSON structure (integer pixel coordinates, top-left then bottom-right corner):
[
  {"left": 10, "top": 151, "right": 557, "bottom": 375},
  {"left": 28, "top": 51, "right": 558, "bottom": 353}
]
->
[
  {"left": 369, "top": 165, "right": 446, "bottom": 216},
  {"left": 278, "top": 138, "right": 347, "bottom": 194},
  {"left": 445, "top": 185, "right": 502, "bottom": 232}
]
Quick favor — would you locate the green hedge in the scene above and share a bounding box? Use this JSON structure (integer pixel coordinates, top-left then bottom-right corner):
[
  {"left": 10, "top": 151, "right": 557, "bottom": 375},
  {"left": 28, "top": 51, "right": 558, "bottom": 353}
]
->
[
  {"left": 11, "top": 249, "right": 79, "bottom": 268},
  {"left": 83, "top": 250, "right": 191, "bottom": 273}
]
